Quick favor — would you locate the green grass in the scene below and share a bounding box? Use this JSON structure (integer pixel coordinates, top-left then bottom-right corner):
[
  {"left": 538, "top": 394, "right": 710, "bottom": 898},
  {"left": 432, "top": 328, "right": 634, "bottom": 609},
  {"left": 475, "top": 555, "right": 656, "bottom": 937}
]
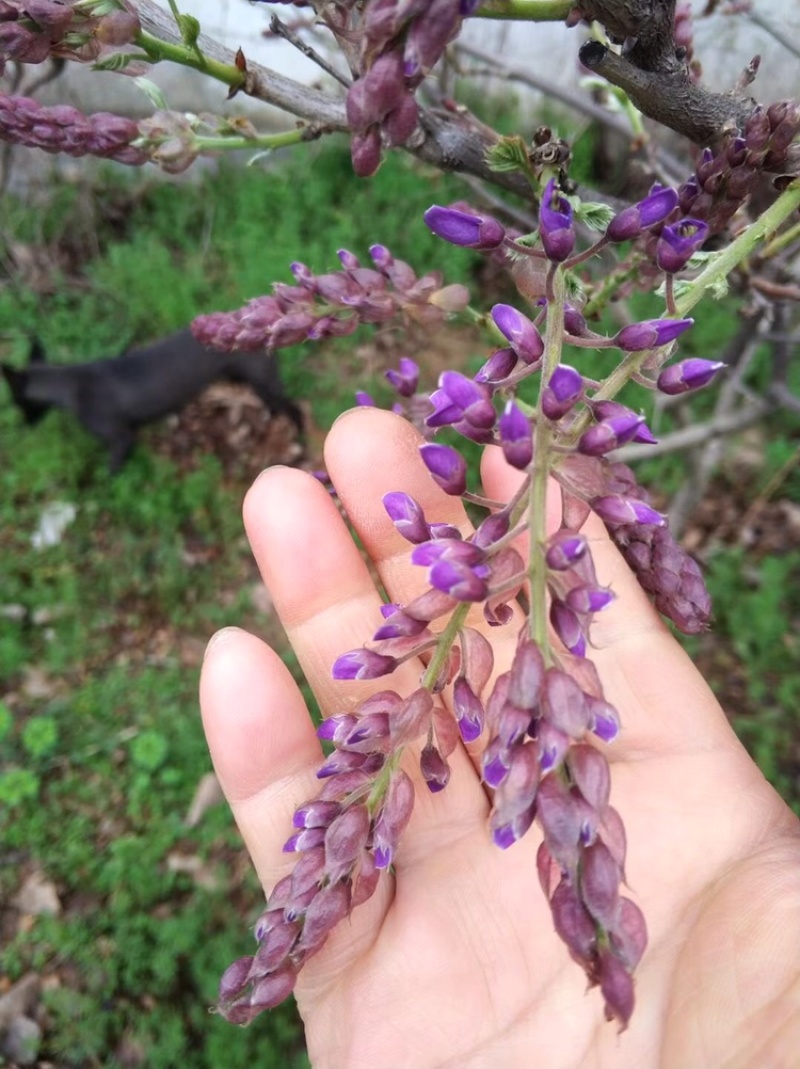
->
[{"left": 1, "top": 138, "right": 799, "bottom": 1066}]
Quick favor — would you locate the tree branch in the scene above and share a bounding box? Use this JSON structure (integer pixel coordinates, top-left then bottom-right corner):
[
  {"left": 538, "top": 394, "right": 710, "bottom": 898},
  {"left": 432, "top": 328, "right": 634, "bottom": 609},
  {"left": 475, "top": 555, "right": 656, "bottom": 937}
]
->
[{"left": 578, "top": 39, "right": 754, "bottom": 147}]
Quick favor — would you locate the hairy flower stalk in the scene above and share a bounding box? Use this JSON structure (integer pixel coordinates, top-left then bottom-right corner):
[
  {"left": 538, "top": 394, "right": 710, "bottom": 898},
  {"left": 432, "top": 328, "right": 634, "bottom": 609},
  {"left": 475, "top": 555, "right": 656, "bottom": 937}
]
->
[{"left": 212, "top": 166, "right": 775, "bottom": 1031}]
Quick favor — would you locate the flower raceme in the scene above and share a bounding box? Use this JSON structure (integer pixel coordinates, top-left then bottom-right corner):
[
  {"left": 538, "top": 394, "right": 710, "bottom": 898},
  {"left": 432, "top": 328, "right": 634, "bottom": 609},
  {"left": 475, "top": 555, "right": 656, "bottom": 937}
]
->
[{"left": 215, "top": 190, "right": 719, "bottom": 1033}]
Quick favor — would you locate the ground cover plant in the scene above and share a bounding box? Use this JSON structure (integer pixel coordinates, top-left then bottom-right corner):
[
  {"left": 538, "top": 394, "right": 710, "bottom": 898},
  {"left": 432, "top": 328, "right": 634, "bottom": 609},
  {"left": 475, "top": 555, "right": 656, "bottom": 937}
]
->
[{"left": 1, "top": 0, "right": 800, "bottom": 1064}]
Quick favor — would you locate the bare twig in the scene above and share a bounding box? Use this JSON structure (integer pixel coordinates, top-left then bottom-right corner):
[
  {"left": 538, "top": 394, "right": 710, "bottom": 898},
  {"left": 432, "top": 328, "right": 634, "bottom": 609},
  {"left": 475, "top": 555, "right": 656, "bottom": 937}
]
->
[{"left": 269, "top": 14, "right": 352, "bottom": 89}]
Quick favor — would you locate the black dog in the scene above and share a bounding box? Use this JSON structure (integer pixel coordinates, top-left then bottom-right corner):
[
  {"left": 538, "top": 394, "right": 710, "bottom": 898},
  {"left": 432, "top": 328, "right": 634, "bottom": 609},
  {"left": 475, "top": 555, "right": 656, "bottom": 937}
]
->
[{"left": 1, "top": 330, "right": 303, "bottom": 472}]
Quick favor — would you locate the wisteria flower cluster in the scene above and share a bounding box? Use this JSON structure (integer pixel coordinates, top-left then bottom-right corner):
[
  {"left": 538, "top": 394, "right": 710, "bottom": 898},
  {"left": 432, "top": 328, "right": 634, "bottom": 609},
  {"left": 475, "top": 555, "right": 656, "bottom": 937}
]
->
[{"left": 211, "top": 172, "right": 732, "bottom": 1030}]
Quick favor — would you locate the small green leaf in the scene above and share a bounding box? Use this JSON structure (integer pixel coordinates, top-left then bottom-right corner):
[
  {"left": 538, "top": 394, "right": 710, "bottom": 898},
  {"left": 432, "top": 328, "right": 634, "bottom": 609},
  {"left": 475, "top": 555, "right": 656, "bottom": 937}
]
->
[
  {"left": 93, "top": 51, "right": 150, "bottom": 72},
  {"left": 485, "top": 136, "right": 530, "bottom": 175},
  {"left": 134, "top": 76, "right": 169, "bottom": 111},
  {"left": 574, "top": 200, "right": 615, "bottom": 232},
  {"left": 177, "top": 13, "right": 201, "bottom": 47}
]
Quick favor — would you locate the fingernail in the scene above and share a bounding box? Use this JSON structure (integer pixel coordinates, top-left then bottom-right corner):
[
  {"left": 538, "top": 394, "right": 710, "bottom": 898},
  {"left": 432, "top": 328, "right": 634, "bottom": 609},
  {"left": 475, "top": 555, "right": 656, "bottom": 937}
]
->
[{"left": 204, "top": 626, "right": 243, "bottom": 661}]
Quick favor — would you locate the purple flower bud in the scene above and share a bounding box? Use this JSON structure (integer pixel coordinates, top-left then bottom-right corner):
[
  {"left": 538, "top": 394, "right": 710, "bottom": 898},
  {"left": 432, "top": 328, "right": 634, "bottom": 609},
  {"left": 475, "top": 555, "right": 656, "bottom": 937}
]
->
[
  {"left": 368, "top": 244, "right": 393, "bottom": 270},
  {"left": 550, "top": 878, "right": 597, "bottom": 964},
  {"left": 453, "top": 677, "right": 485, "bottom": 742},
  {"left": 482, "top": 736, "right": 513, "bottom": 787},
  {"left": 474, "top": 347, "right": 517, "bottom": 384},
  {"left": 569, "top": 745, "right": 611, "bottom": 813},
  {"left": 542, "top": 669, "right": 591, "bottom": 735},
  {"left": 545, "top": 529, "right": 588, "bottom": 571},
  {"left": 290, "top": 261, "right": 314, "bottom": 286},
  {"left": 372, "top": 769, "right": 415, "bottom": 868},
  {"left": 419, "top": 443, "right": 467, "bottom": 496},
  {"left": 536, "top": 773, "right": 581, "bottom": 867},
  {"left": 411, "top": 539, "right": 484, "bottom": 568},
  {"left": 282, "top": 826, "right": 327, "bottom": 853},
  {"left": 610, "top": 897, "right": 648, "bottom": 970},
  {"left": 423, "top": 205, "right": 506, "bottom": 249},
  {"left": 537, "top": 720, "right": 569, "bottom": 773},
  {"left": 656, "top": 218, "right": 709, "bottom": 273},
  {"left": 372, "top": 609, "right": 428, "bottom": 641},
  {"left": 614, "top": 317, "right": 693, "bottom": 352},
  {"left": 550, "top": 600, "right": 586, "bottom": 658},
  {"left": 491, "top": 304, "right": 545, "bottom": 364},
  {"left": 507, "top": 639, "right": 545, "bottom": 710},
  {"left": 426, "top": 388, "right": 462, "bottom": 428},
  {"left": 218, "top": 956, "right": 254, "bottom": 1005},
  {"left": 539, "top": 178, "right": 575, "bottom": 262},
  {"left": 385, "top": 356, "right": 419, "bottom": 397},
  {"left": 344, "top": 711, "right": 391, "bottom": 750},
  {"left": 499, "top": 401, "right": 533, "bottom": 470},
  {"left": 317, "top": 749, "right": 370, "bottom": 779},
  {"left": 383, "top": 491, "right": 431, "bottom": 544},
  {"left": 494, "top": 741, "right": 540, "bottom": 822},
  {"left": 656, "top": 358, "right": 725, "bottom": 394},
  {"left": 324, "top": 804, "right": 370, "bottom": 881},
  {"left": 541, "top": 363, "right": 583, "bottom": 420},
  {"left": 337, "top": 248, "right": 360, "bottom": 270},
  {"left": 317, "top": 713, "right": 358, "bottom": 745},
  {"left": 332, "top": 649, "right": 398, "bottom": 680},
  {"left": 590, "top": 400, "right": 656, "bottom": 444},
  {"left": 298, "top": 881, "right": 352, "bottom": 952},
  {"left": 588, "top": 697, "right": 621, "bottom": 742},
  {"left": 578, "top": 413, "right": 646, "bottom": 456},
  {"left": 420, "top": 743, "right": 450, "bottom": 792},
  {"left": 564, "top": 304, "right": 589, "bottom": 337},
  {"left": 429, "top": 559, "right": 489, "bottom": 602},
  {"left": 473, "top": 510, "right": 510, "bottom": 549},
  {"left": 437, "top": 370, "right": 496, "bottom": 429},
  {"left": 605, "top": 185, "right": 679, "bottom": 242},
  {"left": 599, "top": 950, "right": 635, "bottom": 1029},
  {"left": 491, "top": 805, "right": 536, "bottom": 849},
  {"left": 566, "top": 584, "right": 615, "bottom": 614},
  {"left": 592, "top": 495, "right": 665, "bottom": 527},
  {"left": 292, "top": 800, "right": 343, "bottom": 830},
  {"left": 355, "top": 390, "right": 375, "bottom": 406}
]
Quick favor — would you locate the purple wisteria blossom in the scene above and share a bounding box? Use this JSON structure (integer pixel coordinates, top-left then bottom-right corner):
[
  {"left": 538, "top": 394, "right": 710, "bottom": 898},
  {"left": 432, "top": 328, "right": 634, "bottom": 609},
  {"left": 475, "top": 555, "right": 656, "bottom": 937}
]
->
[
  {"left": 656, "top": 219, "right": 710, "bottom": 273},
  {"left": 424, "top": 205, "right": 507, "bottom": 249},
  {"left": 605, "top": 185, "right": 679, "bottom": 242},
  {"left": 614, "top": 317, "right": 694, "bottom": 352},
  {"left": 539, "top": 178, "right": 576, "bottom": 262},
  {"left": 657, "top": 358, "right": 725, "bottom": 394}
]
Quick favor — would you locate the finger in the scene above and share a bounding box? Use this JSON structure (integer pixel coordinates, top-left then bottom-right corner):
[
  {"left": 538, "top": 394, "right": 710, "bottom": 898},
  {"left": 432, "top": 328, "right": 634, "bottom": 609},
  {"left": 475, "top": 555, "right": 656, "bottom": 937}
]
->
[
  {"left": 480, "top": 445, "right": 737, "bottom": 757},
  {"left": 200, "top": 626, "right": 321, "bottom": 881},
  {"left": 200, "top": 625, "right": 394, "bottom": 968}
]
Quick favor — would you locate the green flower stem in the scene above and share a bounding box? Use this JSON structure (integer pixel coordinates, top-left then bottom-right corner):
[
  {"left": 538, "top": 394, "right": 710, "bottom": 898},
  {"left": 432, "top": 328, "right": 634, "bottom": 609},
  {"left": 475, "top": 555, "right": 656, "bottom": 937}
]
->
[
  {"left": 366, "top": 602, "right": 469, "bottom": 806},
  {"left": 136, "top": 28, "right": 245, "bottom": 89},
  {"left": 760, "top": 218, "right": 800, "bottom": 260},
  {"left": 421, "top": 603, "right": 471, "bottom": 691},
  {"left": 476, "top": 0, "right": 574, "bottom": 19},
  {"left": 675, "top": 179, "right": 800, "bottom": 317},
  {"left": 528, "top": 266, "right": 566, "bottom": 650},
  {"left": 194, "top": 130, "right": 313, "bottom": 153}
]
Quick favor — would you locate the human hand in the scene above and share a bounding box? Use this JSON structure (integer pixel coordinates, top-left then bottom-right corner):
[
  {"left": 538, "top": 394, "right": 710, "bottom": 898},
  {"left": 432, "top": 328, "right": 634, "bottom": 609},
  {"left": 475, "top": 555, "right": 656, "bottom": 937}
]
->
[{"left": 200, "top": 407, "right": 800, "bottom": 1069}]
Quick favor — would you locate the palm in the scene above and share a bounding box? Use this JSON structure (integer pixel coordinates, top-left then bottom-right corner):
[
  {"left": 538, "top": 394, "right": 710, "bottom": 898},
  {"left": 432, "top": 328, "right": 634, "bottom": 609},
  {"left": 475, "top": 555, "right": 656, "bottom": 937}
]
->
[{"left": 201, "top": 409, "right": 800, "bottom": 1069}]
